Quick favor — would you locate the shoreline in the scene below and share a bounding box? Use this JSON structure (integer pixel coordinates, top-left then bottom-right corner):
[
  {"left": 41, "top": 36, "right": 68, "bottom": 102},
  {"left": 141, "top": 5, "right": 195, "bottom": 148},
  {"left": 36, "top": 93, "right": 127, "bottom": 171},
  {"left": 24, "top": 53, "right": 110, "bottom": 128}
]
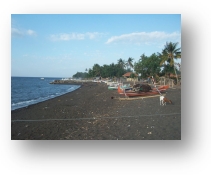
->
[
  {"left": 11, "top": 82, "right": 181, "bottom": 140},
  {"left": 11, "top": 80, "right": 83, "bottom": 111}
]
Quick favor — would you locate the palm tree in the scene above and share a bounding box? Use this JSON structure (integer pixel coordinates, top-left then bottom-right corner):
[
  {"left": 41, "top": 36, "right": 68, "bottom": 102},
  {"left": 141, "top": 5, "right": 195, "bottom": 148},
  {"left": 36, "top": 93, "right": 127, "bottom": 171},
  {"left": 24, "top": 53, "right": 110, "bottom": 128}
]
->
[
  {"left": 117, "top": 58, "right": 125, "bottom": 69},
  {"left": 160, "top": 42, "right": 181, "bottom": 84},
  {"left": 92, "top": 64, "right": 101, "bottom": 77},
  {"left": 127, "top": 57, "right": 134, "bottom": 70}
]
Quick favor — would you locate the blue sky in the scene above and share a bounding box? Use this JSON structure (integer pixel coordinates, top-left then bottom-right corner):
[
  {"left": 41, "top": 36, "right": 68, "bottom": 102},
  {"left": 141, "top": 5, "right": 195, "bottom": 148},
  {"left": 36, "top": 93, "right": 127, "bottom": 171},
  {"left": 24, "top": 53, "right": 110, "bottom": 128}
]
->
[{"left": 11, "top": 14, "right": 181, "bottom": 78}]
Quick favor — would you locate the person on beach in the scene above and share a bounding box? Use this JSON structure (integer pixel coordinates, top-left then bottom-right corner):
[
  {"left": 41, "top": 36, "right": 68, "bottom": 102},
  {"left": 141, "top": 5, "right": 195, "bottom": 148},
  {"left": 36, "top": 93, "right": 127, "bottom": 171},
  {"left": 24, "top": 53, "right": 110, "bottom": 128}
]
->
[
  {"left": 151, "top": 76, "right": 154, "bottom": 83},
  {"left": 147, "top": 76, "right": 150, "bottom": 84},
  {"left": 151, "top": 76, "right": 156, "bottom": 87}
]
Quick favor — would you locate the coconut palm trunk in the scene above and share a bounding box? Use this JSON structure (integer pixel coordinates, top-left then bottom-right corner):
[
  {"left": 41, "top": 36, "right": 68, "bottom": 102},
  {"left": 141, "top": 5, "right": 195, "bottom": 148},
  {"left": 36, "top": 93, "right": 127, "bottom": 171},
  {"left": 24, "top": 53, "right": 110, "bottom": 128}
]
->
[
  {"left": 173, "top": 64, "right": 178, "bottom": 84},
  {"left": 160, "top": 42, "right": 181, "bottom": 85}
]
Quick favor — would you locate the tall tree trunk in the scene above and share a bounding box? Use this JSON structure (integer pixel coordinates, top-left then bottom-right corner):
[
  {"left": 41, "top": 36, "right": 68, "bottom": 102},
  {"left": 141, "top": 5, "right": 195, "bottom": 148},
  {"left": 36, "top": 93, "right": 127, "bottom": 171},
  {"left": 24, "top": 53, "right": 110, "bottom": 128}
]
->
[{"left": 173, "top": 66, "right": 179, "bottom": 85}]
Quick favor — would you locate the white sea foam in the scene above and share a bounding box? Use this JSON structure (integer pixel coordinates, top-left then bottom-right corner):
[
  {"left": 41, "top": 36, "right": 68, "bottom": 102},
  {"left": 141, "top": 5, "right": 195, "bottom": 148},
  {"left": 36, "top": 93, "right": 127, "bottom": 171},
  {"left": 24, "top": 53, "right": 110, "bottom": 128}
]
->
[{"left": 11, "top": 84, "right": 81, "bottom": 111}]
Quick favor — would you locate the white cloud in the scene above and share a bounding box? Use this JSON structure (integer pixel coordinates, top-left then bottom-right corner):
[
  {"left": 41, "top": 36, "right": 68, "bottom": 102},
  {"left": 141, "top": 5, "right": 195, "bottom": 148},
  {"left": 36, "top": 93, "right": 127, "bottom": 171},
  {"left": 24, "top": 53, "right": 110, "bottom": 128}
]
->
[
  {"left": 11, "top": 28, "right": 24, "bottom": 37},
  {"left": 86, "top": 32, "right": 103, "bottom": 39},
  {"left": 11, "top": 28, "right": 37, "bottom": 37},
  {"left": 26, "top": 29, "right": 36, "bottom": 36},
  {"left": 49, "top": 32, "right": 104, "bottom": 41},
  {"left": 105, "top": 31, "right": 181, "bottom": 45},
  {"left": 50, "top": 33, "right": 84, "bottom": 41}
]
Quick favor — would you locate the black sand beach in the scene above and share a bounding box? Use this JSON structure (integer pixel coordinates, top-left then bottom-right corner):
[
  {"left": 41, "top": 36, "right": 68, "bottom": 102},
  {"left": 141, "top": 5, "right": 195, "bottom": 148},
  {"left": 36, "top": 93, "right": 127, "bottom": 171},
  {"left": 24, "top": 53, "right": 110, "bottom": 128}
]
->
[{"left": 11, "top": 82, "right": 181, "bottom": 140}]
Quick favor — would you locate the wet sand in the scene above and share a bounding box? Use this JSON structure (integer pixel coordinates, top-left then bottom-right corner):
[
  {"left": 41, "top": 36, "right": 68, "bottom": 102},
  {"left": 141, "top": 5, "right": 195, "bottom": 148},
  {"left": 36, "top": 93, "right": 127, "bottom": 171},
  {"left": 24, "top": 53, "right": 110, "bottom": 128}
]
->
[{"left": 11, "top": 82, "right": 181, "bottom": 140}]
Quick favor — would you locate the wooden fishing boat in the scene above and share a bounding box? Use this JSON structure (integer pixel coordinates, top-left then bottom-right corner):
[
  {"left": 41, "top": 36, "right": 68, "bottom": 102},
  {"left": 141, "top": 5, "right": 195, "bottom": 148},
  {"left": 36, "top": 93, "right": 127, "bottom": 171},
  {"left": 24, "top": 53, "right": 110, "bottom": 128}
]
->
[
  {"left": 119, "top": 83, "right": 131, "bottom": 90},
  {"left": 108, "top": 82, "right": 131, "bottom": 90},
  {"left": 108, "top": 85, "right": 118, "bottom": 90},
  {"left": 108, "top": 83, "right": 119, "bottom": 90},
  {"left": 118, "top": 85, "right": 169, "bottom": 97},
  {"left": 115, "top": 84, "right": 131, "bottom": 92}
]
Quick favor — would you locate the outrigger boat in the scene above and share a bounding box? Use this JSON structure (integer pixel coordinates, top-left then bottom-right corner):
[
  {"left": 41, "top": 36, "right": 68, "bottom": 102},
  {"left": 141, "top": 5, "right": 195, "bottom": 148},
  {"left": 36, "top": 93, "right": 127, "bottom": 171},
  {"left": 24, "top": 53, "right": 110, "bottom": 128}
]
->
[
  {"left": 109, "top": 83, "right": 131, "bottom": 90},
  {"left": 108, "top": 82, "right": 131, "bottom": 90},
  {"left": 118, "top": 84, "right": 169, "bottom": 97},
  {"left": 108, "top": 85, "right": 118, "bottom": 90},
  {"left": 108, "top": 83, "right": 119, "bottom": 90}
]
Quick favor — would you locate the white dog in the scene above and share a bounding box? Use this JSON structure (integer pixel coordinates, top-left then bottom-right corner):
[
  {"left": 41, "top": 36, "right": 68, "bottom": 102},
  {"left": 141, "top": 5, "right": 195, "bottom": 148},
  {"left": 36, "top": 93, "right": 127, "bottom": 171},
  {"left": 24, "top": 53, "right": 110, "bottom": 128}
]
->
[
  {"left": 160, "top": 95, "right": 165, "bottom": 106},
  {"left": 160, "top": 95, "right": 172, "bottom": 106}
]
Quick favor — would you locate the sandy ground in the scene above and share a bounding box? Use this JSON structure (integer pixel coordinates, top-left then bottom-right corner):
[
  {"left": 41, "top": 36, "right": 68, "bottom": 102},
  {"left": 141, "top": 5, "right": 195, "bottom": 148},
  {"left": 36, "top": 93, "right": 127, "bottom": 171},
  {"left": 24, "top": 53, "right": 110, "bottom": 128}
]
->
[{"left": 11, "top": 82, "right": 181, "bottom": 140}]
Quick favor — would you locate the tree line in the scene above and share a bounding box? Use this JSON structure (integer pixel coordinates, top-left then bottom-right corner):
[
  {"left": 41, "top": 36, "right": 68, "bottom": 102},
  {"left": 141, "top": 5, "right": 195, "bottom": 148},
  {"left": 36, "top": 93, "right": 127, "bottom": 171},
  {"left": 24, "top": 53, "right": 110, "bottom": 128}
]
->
[{"left": 73, "top": 42, "right": 181, "bottom": 83}]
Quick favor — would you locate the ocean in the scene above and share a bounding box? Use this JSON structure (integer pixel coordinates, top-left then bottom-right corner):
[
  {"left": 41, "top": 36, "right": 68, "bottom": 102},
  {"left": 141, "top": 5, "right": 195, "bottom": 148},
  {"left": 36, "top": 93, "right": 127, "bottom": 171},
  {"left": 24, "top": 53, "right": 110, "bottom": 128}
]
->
[{"left": 11, "top": 77, "right": 80, "bottom": 111}]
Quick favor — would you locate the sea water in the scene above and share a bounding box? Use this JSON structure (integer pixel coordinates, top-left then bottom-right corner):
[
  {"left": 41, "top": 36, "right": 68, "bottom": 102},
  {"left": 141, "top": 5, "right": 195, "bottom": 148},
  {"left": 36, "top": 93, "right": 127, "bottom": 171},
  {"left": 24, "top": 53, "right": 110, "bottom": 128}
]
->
[{"left": 11, "top": 77, "right": 80, "bottom": 111}]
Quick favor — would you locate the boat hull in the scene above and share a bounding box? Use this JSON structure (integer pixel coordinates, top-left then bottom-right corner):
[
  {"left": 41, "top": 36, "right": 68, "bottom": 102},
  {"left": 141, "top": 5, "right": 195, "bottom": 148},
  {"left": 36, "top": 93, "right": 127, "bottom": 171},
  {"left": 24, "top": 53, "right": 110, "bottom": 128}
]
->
[
  {"left": 118, "top": 85, "right": 169, "bottom": 97},
  {"left": 108, "top": 86, "right": 118, "bottom": 90}
]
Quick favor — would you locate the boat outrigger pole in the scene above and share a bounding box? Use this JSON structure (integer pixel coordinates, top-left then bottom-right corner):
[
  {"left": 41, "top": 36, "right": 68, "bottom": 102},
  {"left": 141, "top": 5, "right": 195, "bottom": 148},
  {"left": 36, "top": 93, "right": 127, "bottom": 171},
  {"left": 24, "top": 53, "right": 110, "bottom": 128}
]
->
[{"left": 151, "top": 76, "right": 162, "bottom": 95}]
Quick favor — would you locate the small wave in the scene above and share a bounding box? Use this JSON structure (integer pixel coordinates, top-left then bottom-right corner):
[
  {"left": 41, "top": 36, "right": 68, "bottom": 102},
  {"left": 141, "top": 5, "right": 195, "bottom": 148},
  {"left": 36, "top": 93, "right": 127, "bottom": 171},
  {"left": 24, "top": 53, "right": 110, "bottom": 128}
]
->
[
  {"left": 66, "top": 85, "right": 80, "bottom": 92},
  {"left": 11, "top": 85, "right": 81, "bottom": 111},
  {"left": 11, "top": 99, "right": 38, "bottom": 110}
]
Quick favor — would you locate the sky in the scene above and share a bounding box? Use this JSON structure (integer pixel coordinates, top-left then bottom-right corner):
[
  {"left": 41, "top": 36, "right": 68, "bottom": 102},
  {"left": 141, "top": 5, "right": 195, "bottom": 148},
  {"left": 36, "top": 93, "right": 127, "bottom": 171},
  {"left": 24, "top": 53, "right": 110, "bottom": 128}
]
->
[{"left": 11, "top": 14, "right": 181, "bottom": 78}]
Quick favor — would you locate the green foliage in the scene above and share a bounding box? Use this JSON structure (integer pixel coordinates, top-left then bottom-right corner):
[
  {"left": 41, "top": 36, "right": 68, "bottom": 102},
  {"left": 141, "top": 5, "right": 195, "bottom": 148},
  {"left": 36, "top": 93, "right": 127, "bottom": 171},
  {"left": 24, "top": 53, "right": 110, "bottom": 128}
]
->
[
  {"left": 160, "top": 64, "right": 175, "bottom": 77},
  {"left": 90, "top": 63, "right": 127, "bottom": 78},
  {"left": 92, "top": 64, "right": 101, "bottom": 77},
  {"left": 127, "top": 57, "right": 134, "bottom": 69},
  {"left": 75, "top": 63, "right": 127, "bottom": 79},
  {"left": 117, "top": 58, "right": 125, "bottom": 69},
  {"left": 130, "top": 73, "right": 136, "bottom": 78},
  {"left": 159, "top": 42, "right": 181, "bottom": 84},
  {"left": 160, "top": 42, "right": 181, "bottom": 66},
  {"left": 72, "top": 41, "right": 181, "bottom": 81},
  {"left": 72, "top": 72, "right": 88, "bottom": 78},
  {"left": 134, "top": 53, "right": 161, "bottom": 78}
]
